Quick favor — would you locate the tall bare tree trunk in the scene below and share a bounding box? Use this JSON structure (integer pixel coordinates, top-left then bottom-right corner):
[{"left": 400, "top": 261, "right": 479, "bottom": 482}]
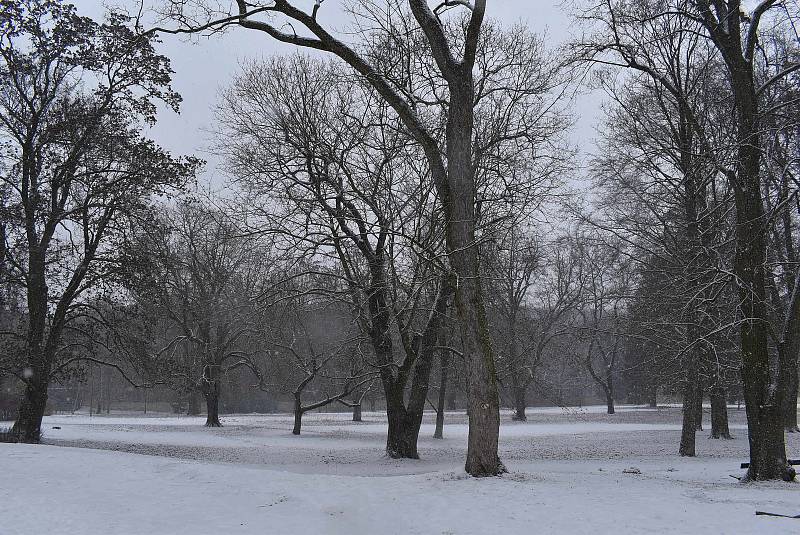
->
[
  {"left": 446, "top": 79, "right": 503, "bottom": 476},
  {"left": 730, "top": 63, "right": 792, "bottom": 480}
]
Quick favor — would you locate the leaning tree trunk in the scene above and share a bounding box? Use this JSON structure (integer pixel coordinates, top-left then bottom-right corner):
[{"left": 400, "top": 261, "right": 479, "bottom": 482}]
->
[{"left": 710, "top": 385, "right": 732, "bottom": 439}]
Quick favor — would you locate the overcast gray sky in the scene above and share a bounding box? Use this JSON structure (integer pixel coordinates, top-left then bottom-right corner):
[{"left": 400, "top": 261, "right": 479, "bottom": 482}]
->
[{"left": 74, "top": 1, "right": 603, "bottom": 180}]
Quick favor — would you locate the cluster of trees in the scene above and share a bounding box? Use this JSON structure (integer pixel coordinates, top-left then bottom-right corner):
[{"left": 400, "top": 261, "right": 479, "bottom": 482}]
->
[{"left": 0, "top": 0, "right": 797, "bottom": 482}]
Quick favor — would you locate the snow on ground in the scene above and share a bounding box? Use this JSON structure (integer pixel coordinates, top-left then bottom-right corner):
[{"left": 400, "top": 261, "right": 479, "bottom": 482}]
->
[{"left": 1, "top": 405, "right": 799, "bottom": 534}]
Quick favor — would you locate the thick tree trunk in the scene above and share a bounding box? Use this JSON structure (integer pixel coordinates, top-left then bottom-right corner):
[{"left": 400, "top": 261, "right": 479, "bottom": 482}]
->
[
  {"left": 11, "top": 372, "right": 48, "bottom": 443},
  {"left": 352, "top": 404, "right": 362, "bottom": 422},
  {"left": 710, "top": 385, "right": 732, "bottom": 439},
  {"left": 512, "top": 384, "right": 528, "bottom": 421},
  {"left": 13, "top": 254, "right": 51, "bottom": 443},
  {"left": 204, "top": 388, "right": 222, "bottom": 427},
  {"left": 434, "top": 348, "right": 450, "bottom": 439},
  {"left": 385, "top": 394, "right": 421, "bottom": 458}
]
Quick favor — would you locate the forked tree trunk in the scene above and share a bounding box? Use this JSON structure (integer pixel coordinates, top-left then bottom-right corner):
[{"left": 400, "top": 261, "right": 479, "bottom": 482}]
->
[
  {"left": 386, "top": 393, "right": 422, "bottom": 458},
  {"left": 710, "top": 386, "right": 732, "bottom": 439}
]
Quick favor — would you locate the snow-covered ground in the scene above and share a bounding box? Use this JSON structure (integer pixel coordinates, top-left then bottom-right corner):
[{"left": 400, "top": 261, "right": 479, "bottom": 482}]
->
[{"left": 2, "top": 406, "right": 798, "bottom": 534}]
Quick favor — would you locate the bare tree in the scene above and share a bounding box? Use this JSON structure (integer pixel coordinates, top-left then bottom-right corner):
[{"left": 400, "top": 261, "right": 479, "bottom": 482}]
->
[
  {"left": 120, "top": 200, "right": 270, "bottom": 426},
  {"left": 158, "top": 0, "right": 570, "bottom": 476}
]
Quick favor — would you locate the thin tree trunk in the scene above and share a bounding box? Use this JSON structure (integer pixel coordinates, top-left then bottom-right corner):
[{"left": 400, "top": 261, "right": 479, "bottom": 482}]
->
[
  {"left": 694, "top": 384, "right": 703, "bottom": 431},
  {"left": 679, "top": 348, "right": 698, "bottom": 457},
  {"left": 782, "top": 355, "right": 799, "bottom": 432},
  {"left": 434, "top": 347, "right": 449, "bottom": 439},
  {"left": 605, "top": 367, "right": 615, "bottom": 415},
  {"left": 710, "top": 385, "right": 732, "bottom": 439}
]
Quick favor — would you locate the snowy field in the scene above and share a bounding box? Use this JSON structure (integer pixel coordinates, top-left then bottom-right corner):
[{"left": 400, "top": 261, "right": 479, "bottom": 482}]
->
[{"left": 2, "top": 405, "right": 799, "bottom": 534}]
